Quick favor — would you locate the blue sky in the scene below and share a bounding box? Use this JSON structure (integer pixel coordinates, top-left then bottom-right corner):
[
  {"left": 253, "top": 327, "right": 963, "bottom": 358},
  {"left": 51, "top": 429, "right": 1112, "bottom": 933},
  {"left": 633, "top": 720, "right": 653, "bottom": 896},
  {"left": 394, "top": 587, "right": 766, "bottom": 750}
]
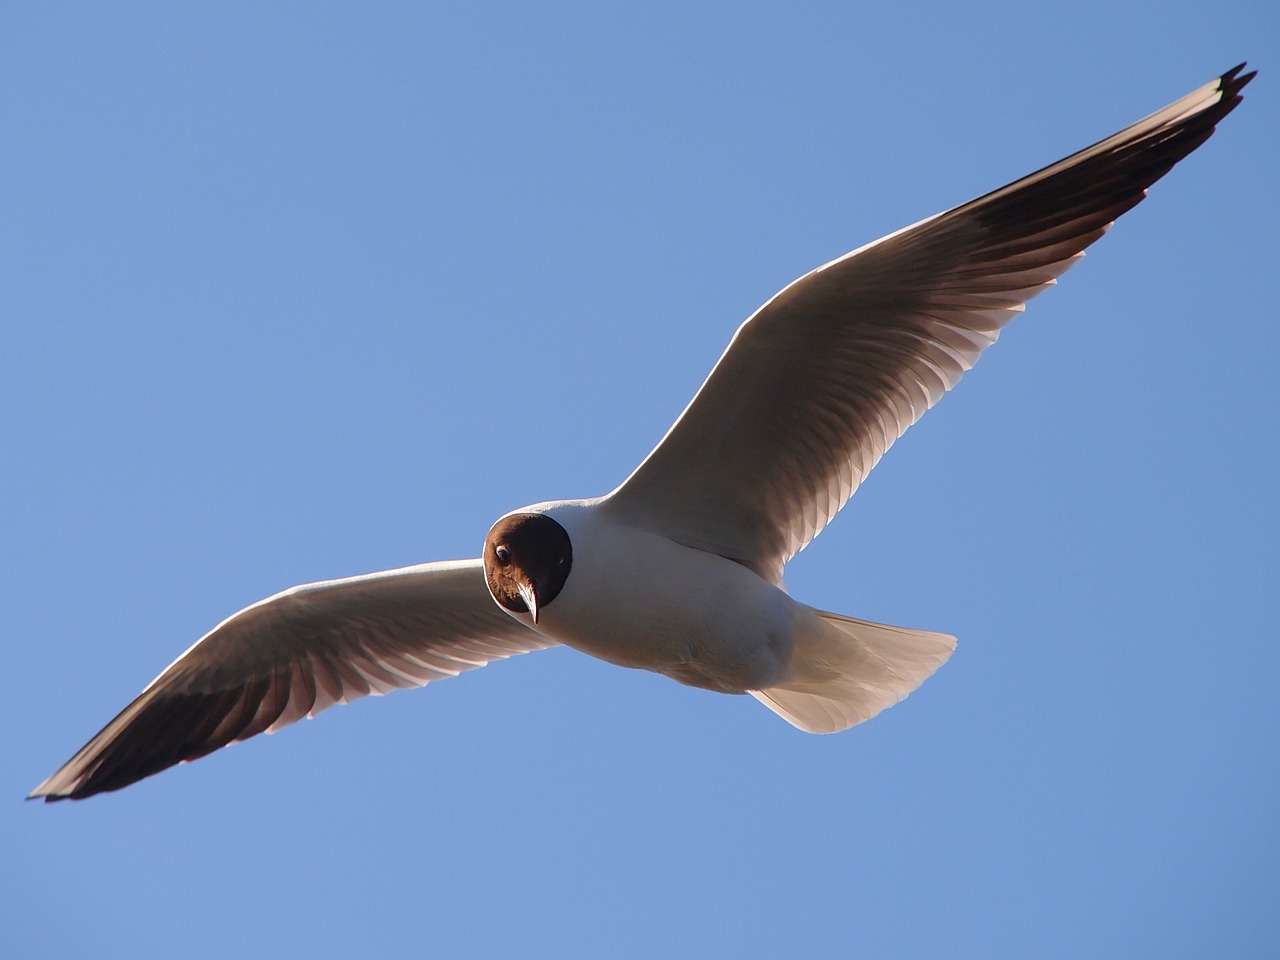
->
[{"left": 4, "top": 2, "right": 1276, "bottom": 957}]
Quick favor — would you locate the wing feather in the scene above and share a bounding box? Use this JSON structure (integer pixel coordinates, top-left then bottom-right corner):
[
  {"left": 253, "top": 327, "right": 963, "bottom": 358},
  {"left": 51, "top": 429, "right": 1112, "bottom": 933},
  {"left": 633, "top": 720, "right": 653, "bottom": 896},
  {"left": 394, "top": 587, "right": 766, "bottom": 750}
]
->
[
  {"left": 604, "top": 66, "right": 1253, "bottom": 580},
  {"left": 30, "top": 559, "right": 549, "bottom": 801}
]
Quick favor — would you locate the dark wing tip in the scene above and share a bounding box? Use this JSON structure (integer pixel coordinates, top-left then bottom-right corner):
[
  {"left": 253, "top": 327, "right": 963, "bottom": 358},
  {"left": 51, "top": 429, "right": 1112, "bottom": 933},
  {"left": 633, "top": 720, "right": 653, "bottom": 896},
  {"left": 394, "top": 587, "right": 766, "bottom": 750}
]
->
[
  {"left": 1213, "top": 63, "right": 1255, "bottom": 124},
  {"left": 1220, "top": 62, "right": 1256, "bottom": 106},
  {"left": 1222, "top": 61, "right": 1256, "bottom": 89},
  {"left": 28, "top": 669, "right": 297, "bottom": 801}
]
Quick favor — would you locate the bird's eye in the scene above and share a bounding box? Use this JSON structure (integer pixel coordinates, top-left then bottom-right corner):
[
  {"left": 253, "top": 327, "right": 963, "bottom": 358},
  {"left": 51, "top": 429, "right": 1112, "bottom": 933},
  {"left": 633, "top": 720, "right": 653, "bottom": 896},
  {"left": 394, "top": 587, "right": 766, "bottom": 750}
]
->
[{"left": 495, "top": 545, "right": 511, "bottom": 564}]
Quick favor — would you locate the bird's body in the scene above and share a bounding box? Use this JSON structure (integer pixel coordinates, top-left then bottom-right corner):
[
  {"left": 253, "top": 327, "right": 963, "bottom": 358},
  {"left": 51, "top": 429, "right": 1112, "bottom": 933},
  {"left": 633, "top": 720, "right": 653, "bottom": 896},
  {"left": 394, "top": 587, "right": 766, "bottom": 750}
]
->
[
  {"left": 515, "top": 500, "right": 795, "bottom": 692},
  {"left": 492, "top": 499, "right": 954, "bottom": 733},
  {"left": 32, "top": 65, "right": 1254, "bottom": 801}
]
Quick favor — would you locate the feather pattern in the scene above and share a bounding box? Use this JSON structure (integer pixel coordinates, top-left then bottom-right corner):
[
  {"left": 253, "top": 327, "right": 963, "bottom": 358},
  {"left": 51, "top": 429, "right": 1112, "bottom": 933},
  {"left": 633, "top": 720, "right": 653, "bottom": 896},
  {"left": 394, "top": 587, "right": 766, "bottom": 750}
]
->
[
  {"left": 604, "top": 65, "right": 1254, "bottom": 582},
  {"left": 30, "top": 559, "right": 549, "bottom": 801}
]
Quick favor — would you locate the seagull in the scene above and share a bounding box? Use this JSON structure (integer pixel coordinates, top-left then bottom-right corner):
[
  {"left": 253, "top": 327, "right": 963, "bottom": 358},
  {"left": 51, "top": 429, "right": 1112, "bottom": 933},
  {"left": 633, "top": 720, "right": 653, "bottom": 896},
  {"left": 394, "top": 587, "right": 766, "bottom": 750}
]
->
[{"left": 32, "top": 65, "right": 1254, "bottom": 801}]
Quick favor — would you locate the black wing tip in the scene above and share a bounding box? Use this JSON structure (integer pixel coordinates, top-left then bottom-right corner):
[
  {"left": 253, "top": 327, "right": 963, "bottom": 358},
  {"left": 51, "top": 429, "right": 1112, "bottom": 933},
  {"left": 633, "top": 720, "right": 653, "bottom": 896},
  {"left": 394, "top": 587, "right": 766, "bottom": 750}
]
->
[
  {"left": 1220, "top": 62, "right": 1256, "bottom": 102},
  {"left": 33, "top": 754, "right": 197, "bottom": 804},
  {"left": 29, "top": 765, "right": 161, "bottom": 802},
  {"left": 28, "top": 774, "right": 94, "bottom": 802},
  {"left": 27, "top": 782, "right": 72, "bottom": 803},
  {"left": 1191, "top": 63, "right": 1255, "bottom": 139}
]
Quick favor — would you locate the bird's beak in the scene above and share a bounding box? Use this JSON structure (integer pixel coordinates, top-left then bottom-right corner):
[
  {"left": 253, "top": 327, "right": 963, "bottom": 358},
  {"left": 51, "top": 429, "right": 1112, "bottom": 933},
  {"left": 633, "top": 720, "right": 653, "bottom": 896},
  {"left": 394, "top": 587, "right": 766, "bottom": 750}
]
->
[{"left": 518, "top": 580, "right": 540, "bottom": 625}]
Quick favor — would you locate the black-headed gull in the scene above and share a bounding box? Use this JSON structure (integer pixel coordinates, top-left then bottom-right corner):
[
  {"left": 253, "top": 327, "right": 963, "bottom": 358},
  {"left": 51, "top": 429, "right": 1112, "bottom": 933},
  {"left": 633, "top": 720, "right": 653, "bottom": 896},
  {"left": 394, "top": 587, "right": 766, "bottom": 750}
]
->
[{"left": 33, "top": 65, "right": 1254, "bottom": 801}]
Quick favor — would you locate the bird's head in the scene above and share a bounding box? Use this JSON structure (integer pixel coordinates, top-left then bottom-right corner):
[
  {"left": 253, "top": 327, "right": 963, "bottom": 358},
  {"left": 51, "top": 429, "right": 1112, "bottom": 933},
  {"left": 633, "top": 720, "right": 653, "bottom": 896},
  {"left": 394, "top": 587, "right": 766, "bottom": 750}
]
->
[{"left": 483, "top": 512, "right": 573, "bottom": 625}]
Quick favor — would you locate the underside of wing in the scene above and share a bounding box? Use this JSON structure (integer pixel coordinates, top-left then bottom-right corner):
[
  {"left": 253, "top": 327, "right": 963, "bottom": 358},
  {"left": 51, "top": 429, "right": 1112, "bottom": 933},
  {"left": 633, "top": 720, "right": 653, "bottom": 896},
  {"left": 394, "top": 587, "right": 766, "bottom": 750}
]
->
[
  {"left": 31, "top": 559, "right": 550, "bottom": 801},
  {"left": 603, "top": 65, "right": 1254, "bottom": 582}
]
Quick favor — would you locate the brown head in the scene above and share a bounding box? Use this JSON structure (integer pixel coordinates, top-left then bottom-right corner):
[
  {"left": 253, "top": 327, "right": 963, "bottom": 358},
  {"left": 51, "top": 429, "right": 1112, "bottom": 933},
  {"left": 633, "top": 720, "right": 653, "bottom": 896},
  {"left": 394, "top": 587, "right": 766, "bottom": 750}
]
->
[{"left": 483, "top": 513, "right": 573, "bottom": 624}]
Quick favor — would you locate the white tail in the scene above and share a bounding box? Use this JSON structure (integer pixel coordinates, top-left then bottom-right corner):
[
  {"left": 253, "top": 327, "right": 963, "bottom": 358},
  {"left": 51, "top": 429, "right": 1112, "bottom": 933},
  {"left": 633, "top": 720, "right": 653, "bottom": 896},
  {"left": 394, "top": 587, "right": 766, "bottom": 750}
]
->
[{"left": 751, "top": 609, "right": 956, "bottom": 733}]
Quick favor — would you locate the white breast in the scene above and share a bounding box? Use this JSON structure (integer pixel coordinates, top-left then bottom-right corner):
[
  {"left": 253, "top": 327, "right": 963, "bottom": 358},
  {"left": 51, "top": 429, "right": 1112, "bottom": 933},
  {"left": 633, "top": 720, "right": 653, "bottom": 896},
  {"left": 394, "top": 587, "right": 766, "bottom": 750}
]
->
[{"left": 519, "top": 500, "right": 795, "bottom": 693}]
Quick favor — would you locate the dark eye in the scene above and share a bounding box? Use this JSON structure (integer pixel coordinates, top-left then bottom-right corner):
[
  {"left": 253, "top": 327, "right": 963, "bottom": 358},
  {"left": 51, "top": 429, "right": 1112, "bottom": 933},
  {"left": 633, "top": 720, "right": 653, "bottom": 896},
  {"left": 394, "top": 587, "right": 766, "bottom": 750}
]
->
[{"left": 495, "top": 544, "right": 511, "bottom": 564}]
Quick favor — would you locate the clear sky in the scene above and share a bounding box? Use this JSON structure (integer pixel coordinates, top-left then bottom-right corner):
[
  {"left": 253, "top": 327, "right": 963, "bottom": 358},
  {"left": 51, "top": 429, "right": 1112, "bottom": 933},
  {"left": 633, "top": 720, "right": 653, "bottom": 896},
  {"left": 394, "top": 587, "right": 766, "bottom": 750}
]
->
[{"left": 4, "top": 3, "right": 1276, "bottom": 957}]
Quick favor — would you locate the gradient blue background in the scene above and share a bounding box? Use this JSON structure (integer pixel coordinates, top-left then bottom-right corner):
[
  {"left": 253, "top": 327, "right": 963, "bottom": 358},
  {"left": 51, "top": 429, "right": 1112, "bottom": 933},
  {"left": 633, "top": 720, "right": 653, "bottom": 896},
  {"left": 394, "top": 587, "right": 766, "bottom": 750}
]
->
[{"left": 5, "top": 3, "right": 1276, "bottom": 957}]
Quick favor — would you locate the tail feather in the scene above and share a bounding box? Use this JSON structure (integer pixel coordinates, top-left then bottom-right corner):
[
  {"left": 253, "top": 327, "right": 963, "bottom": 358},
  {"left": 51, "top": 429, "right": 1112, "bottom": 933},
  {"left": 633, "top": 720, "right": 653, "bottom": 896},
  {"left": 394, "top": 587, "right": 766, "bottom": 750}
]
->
[{"left": 751, "top": 609, "right": 955, "bottom": 734}]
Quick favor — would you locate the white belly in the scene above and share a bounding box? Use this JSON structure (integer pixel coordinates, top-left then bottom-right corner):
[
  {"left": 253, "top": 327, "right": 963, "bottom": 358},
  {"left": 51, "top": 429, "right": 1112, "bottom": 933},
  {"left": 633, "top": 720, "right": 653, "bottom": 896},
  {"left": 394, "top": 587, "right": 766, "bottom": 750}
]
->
[{"left": 524, "top": 501, "right": 795, "bottom": 693}]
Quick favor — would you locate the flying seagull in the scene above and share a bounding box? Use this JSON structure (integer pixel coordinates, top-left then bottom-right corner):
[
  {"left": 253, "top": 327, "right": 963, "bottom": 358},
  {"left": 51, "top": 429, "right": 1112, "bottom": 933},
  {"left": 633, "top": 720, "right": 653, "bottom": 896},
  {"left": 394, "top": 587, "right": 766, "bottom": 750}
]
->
[{"left": 33, "top": 65, "right": 1254, "bottom": 801}]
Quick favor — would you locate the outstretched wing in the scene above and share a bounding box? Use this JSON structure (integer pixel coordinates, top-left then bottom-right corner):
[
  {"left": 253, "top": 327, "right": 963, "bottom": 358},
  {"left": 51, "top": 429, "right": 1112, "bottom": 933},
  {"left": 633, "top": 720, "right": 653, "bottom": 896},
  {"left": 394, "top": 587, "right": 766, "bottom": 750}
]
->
[
  {"left": 31, "top": 559, "right": 549, "bottom": 801},
  {"left": 604, "top": 65, "right": 1254, "bottom": 582}
]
